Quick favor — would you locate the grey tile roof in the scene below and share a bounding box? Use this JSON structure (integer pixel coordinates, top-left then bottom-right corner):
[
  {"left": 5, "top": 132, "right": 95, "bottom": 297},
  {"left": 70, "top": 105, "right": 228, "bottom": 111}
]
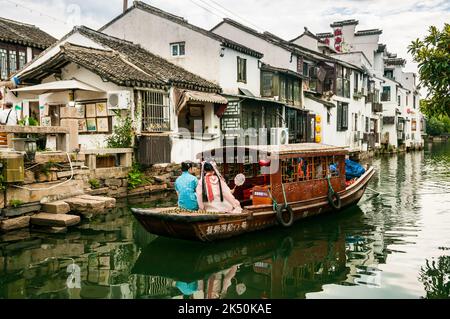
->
[
  {"left": 100, "top": 1, "right": 263, "bottom": 59},
  {"left": 20, "top": 42, "right": 165, "bottom": 88},
  {"left": 330, "top": 20, "right": 359, "bottom": 27},
  {"left": 0, "top": 17, "right": 56, "bottom": 49},
  {"left": 77, "top": 26, "right": 221, "bottom": 92},
  {"left": 355, "top": 29, "right": 383, "bottom": 36}
]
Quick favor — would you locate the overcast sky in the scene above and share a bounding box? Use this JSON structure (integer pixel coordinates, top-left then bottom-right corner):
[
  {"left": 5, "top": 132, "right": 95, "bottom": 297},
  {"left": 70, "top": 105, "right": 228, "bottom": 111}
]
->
[{"left": 1, "top": 0, "right": 449, "bottom": 73}]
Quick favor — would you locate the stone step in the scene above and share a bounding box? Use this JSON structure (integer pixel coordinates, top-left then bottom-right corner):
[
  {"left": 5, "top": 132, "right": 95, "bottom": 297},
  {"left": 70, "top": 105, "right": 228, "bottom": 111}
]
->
[
  {"left": 42, "top": 201, "right": 71, "bottom": 214},
  {"left": 0, "top": 216, "right": 31, "bottom": 232},
  {"left": 30, "top": 213, "right": 80, "bottom": 227},
  {"left": 76, "top": 195, "right": 116, "bottom": 209},
  {"left": 63, "top": 197, "right": 106, "bottom": 213}
]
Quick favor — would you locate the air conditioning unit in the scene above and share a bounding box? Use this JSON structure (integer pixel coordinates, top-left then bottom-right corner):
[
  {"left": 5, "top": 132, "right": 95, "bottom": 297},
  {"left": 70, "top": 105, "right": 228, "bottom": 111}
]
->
[
  {"left": 107, "top": 91, "right": 131, "bottom": 110},
  {"left": 270, "top": 128, "right": 289, "bottom": 145}
]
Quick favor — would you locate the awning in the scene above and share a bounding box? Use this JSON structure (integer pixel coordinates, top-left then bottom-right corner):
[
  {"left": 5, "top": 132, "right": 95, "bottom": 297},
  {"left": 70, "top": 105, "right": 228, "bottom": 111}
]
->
[
  {"left": 175, "top": 89, "right": 228, "bottom": 115},
  {"left": 11, "top": 79, "right": 104, "bottom": 95}
]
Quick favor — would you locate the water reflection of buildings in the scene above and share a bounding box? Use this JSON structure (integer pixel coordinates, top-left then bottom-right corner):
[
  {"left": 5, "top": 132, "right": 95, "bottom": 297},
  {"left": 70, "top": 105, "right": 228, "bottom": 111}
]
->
[{"left": 0, "top": 204, "right": 152, "bottom": 299}]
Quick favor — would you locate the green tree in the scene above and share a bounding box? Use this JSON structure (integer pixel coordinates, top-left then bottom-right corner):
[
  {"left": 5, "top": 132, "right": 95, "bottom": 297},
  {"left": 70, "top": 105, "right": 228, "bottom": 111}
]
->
[
  {"left": 408, "top": 24, "right": 450, "bottom": 118},
  {"left": 106, "top": 116, "right": 134, "bottom": 149}
]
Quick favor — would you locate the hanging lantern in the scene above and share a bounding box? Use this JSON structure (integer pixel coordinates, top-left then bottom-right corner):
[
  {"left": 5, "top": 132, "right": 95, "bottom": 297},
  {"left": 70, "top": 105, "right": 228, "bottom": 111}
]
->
[
  {"left": 316, "top": 115, "right": 322, "bottom": 124},
  {"left": 24, "top": 138, "right": 37, "bottom": 163},
  {"left": 316, "top": 135, "right": 322, "bottom": 143}
]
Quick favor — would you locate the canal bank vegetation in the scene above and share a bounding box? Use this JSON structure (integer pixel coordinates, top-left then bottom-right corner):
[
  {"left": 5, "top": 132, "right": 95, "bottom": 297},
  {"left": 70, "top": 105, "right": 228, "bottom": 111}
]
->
[
  {"left": 425, "top": 115, "right": 450, "bottom": 137},
  {"left": 409, "top": 23, "right": 450, "bottom": 118}
]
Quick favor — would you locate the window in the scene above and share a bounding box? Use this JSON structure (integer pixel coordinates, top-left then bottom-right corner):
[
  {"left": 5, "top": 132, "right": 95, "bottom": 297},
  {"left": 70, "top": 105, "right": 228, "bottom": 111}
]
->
[
  {"left": 413, "top": 95, "right": 417, "bottom": 109},
  {"left": 281, "top": 156, "right": 340, "bottom": 183},
  {"left": 9, "top": 50, "right": 17, "bottom": 74},
  {"left": 382, "top": 86, "right": 391, "bottom": 101},
  {"left": 237, "top": 57, "right": 247, "bottom": 83},
  {"left": 374, "top": 89, "right": 380, "bottom": 103},
  {"left": 0, "top": 49, "right": 7, "bottom": 80},
  {"left": 170, "top": 42, "right": 185, "bottom": 57},
  {"left": 262, "top": 72, "right": 273, "bottom": 97},
  {"left": 384, "top": 70, "right": 393, "bottom": 79},
  {"left": 336, "top": 65, "right": 351, "bottom": 98},
  {"left": 279, "top": 75, "right": 301, "bottom": 106},
  {"left": 365, "top": 117, "right": 369, "bottom": 133},
  {"left": 303, "top": 62, "right": 309, "bottom": 77},
  {"left": 327, "top": 111, "right": 331, "bottom": 124},
  {"left": 353, "top": 113, "right": 358, "bottom": 131},
  {"left": 337, "top": 102, "right": 348, "bottom": 131},
  {"left": 397, "top": 95, "right": 401, "bottom": 106},
  {"left": 354, "top": 72, "right": 359, "bottom": 94},
  {"left": 140, "top": 90, "right": 170, "bottom": 132},
  {"left": 18, "top": 51, "right": 26, "bottom": 69},
  {"left": 406, "top": 94, "right": 409, "bottom": 106}
]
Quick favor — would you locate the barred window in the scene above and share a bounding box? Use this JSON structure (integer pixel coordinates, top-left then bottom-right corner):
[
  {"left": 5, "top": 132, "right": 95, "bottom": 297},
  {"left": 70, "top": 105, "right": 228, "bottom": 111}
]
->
[{"left": 140, "top": 90, "right": 170, "bottom": 132}]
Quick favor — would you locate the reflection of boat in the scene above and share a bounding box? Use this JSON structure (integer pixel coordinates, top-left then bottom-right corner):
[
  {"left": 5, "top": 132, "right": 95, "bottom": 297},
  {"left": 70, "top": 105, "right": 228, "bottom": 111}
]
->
[
  {"left": 132, "top": 209, "right": 363, "bottom": 298},
  {"left": 132, "top": 144, "right": 375, "bottom": 242}
]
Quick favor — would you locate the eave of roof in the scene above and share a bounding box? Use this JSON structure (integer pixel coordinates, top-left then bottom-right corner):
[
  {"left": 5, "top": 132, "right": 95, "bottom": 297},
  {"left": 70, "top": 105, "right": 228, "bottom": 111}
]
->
[
  {"left": 261, "top": 64, "right": 307, "bottom": 80},
  {"left": 316, "top": 32, "right": 333, "bottom": 38},
  {"left": 330, "top": 20, "right": 359, "bottom": 28},
  {"left": 100, "top": 2, "right": 263, "bottom": 59},
  {"left": 18, "top": 43, "right": 167, "bottom": 89},
  {"left": 0, "top": 17, "right": 56, "bottom": 49},
  {"left": 355, "top": 29, "right": 383, "bottom": 36}
]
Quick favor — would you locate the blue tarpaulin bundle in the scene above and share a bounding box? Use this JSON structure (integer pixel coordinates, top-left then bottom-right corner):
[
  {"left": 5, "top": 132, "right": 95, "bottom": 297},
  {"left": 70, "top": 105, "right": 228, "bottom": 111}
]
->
[
  {"left": 345, "top": 159, "right": 366, "bottom": 180},
  {"left": 330, "top": 160, "right": 366, "bottom": 180}
]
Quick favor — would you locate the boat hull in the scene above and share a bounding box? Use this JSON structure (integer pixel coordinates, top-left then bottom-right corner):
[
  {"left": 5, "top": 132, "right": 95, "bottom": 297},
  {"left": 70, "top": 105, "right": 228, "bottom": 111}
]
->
[{"left": 132, "top": 167, "right": 375, "bottom": 242}]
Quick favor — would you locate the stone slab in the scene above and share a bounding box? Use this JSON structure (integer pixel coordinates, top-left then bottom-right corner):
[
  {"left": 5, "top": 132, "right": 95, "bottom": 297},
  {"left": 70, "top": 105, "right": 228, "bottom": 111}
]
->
[
  {"left": 76, "top": 195, "right": 116, "bottom": 208},
  {"left": 6, "top": 180, "right": 85, "bottom": 204},
  {"left": 2, "top": 204, "right": 41, "bottom": 217},
  {"left": 0, "top": 216, "right": 30, "bottom": 232},
  {"left": 85, "top": 187, "right": 109, "bottom": 196},
  {"left": 104, "top": 179, "right": 122, "bottom": 187},
  {"left": 64, "top": 197, "right": 105, "bottom": 212},
  {"left": 30, "top": 213, "right": 80, "bottom": 227},
  {"left": 32, "top": 226, "right": 68, "bottom": 234},
  {"left": 57, "top": 169, "right": 90, "bottom": 179},
  {"left": 42, "top": 201, "right": 71, "bottom": 214}
]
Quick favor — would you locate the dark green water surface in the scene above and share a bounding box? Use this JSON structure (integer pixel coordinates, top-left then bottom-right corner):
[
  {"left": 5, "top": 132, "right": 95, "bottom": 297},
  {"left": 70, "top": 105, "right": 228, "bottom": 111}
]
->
[{"left": 1, "top": 142, "right": 449, "bottom": 299}]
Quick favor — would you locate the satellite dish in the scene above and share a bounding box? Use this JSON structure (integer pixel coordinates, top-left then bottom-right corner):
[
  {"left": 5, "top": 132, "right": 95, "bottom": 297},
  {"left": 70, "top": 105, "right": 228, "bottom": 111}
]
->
[{"left": 234, "top": 174, "right": 246, "bottom": 187}]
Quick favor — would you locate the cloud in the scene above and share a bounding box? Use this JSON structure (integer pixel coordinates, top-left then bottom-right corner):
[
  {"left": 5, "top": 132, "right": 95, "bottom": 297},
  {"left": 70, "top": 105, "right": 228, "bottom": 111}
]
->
[{"left": 1, "top": 0, "right": 449, "bottom": 74}]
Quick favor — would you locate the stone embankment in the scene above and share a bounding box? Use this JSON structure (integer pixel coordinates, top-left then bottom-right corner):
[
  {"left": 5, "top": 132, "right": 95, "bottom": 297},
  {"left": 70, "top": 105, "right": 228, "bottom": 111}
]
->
[{"left": 1, "top": 154, "right": 180, "bottom": 236}]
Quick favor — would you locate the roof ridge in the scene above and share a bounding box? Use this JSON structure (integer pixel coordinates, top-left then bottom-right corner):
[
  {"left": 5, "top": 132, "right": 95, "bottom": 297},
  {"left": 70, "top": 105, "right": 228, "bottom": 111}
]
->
[
  {"left": 0, "top": 16, "right": 36, "bottom": 28},
  {"left": 76, "top": 26, "right": 138, "bottom": 46},
  {"left": 61, "top": 42, "right": 115, "bottom": 55},
  {"left": 130, "top": 1, "right": 263, "bottom": 58}
]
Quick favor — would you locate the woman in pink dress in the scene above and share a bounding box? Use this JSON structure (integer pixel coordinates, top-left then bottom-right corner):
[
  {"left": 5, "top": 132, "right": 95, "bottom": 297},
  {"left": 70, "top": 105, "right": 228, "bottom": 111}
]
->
[{"left": 196, "top": 162, "right": 242, "bottom": 214}]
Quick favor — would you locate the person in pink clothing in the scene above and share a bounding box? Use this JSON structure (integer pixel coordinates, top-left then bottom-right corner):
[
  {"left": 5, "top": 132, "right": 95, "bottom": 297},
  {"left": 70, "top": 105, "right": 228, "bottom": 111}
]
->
[{"left": 196, "top": 162, "right": 242, "bottom": 214}]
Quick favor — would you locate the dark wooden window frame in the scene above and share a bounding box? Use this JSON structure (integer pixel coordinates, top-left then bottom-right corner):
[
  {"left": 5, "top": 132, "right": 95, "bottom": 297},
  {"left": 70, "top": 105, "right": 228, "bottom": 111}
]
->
[
  {"left": 237, "top": 56, "right": 247, "bottom": 83},
  {"left": 0, "top": 43, "right": 28, "bottom": 80}
]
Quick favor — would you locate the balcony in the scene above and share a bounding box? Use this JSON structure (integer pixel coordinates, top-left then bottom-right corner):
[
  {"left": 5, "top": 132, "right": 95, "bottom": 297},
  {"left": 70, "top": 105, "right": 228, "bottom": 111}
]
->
[{"left": 372, "top": 102, "right": 383, "bottom": 113}]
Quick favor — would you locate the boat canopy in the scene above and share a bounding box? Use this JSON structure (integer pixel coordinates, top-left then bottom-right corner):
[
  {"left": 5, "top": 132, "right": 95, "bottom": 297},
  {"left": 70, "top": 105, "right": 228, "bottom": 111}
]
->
[{"left": 197, "top": 143, "right": 348, "bottom": 161}]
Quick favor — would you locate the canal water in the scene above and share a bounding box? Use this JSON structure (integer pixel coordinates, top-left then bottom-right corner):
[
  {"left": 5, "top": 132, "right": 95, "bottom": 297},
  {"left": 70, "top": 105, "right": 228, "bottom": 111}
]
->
[{"left": 0, "top": 142, "right": 449, "bottom": 299}]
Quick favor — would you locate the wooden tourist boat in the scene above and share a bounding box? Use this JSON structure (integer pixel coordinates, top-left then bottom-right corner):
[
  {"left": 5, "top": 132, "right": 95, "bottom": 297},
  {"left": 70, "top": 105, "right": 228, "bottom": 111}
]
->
[{"left": 132, "top": 143, "right": 375, "bottom": 242}]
